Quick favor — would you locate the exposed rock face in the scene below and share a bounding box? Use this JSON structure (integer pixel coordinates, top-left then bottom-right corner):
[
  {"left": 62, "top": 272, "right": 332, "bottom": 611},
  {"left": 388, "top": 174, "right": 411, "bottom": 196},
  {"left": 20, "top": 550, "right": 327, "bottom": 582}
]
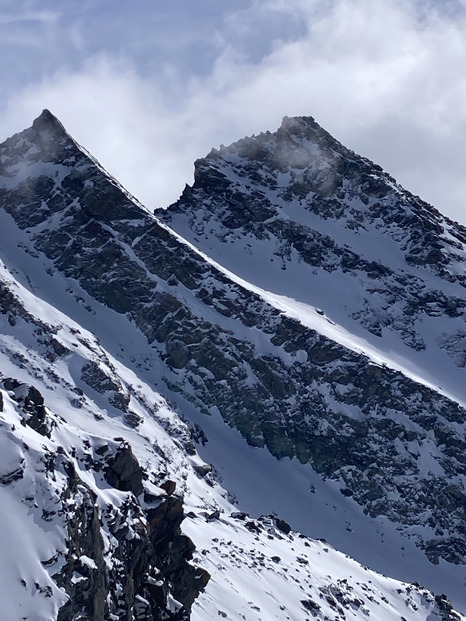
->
[
  {"left": 0, "top": 110, "right": 465, "bottom": 574},
  {"left": 103, "top": 444, "right": 144, "bottom": 496},
  {"left": 0, "top": 373, "right": 209, "bottom": 621},
  {"left": 81, "top": 361, "right": 130, "bottom": 412},
  {"left": 56, "top": 462, "right": 208, "bottom": 621},
  {"left": 162, "top": 115, "right": 466, "bottom": 355},
  {"left": 1, "top": 378, "right": 52, "bottom": 436}
]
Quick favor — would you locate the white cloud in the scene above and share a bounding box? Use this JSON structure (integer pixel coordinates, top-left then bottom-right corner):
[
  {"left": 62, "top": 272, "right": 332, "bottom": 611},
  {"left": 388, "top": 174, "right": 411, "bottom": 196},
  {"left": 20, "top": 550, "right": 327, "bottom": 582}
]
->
[
  {"left": 0, "top": 58, "right": 199, "bottom": 209},
  {"left": 2, "top": 0, "right": 466, "bottom": 224}
]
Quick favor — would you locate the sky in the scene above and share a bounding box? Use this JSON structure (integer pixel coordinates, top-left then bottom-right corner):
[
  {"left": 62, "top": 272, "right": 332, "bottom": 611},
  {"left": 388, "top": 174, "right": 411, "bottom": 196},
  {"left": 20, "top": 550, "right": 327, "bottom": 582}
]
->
[{"left": 1, "top": 0, "right": 466, "bottom": 225}]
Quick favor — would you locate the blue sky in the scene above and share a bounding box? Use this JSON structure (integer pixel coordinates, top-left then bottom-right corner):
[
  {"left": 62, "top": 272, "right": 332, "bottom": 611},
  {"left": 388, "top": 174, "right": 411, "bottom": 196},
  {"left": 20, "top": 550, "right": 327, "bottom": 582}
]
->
[{"left": 2, "top": 0, "right": 466, "bottom": 225}]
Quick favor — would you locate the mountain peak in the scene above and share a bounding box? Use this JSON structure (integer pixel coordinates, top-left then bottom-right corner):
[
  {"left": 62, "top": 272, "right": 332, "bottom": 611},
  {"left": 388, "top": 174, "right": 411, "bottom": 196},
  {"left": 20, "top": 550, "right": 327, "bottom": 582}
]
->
[
  {"left": 32, "top": 108, "right": 60, "bottom": 128},
  {"left": 28, "top": 108, "right": 76, "bottom": 159},
  {"left": 0, "top": 110, "right": 144, "bottom": 225},
  {"left": 280, "top": 114, "right": 317, "bottom": 131},
  {"left": 199, "top": 114, "right": 358, "bottom": 179},
  {"left": 31, "top": 108, "right": 69, "bottom": 139},
  {"left": 1, "top": 111, "right": 466, "bottom": 617}
]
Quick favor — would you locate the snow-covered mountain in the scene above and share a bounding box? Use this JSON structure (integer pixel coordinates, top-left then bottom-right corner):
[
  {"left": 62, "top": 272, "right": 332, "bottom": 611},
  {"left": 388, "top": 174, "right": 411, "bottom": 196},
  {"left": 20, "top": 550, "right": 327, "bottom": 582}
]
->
[
  {"left": 160, "top": 115, "right": 466, "bottom": 406},
  {"left": 0, "top": 109, "right": 465, "bottom": 619}
]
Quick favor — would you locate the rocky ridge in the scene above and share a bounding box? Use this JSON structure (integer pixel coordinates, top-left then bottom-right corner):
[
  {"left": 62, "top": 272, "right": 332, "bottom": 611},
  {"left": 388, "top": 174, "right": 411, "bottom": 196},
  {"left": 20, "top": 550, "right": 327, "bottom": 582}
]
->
[
  {"left": 161, "top": 116, "right": 466, "bottom": 384},
  {"left": 0, "top": 267, "right": 211, "bottom": 619},
  {"left": 1, "top": 236, "right": 463, "bottom": 620},
  {"left": 0, "top": 110, "right": 465, "bottom": 616}
]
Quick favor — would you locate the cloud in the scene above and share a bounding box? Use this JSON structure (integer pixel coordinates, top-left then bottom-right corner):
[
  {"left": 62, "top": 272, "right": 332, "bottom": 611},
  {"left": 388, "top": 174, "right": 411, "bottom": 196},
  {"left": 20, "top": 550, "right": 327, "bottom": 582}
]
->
[
  {"left": 192, "top": 0, "right": 466, "bottom": 223},
  {"left": 0, "top": 58, "right": 199, "bottom": 209},
  {"left": 2, "top": 0, "right": 466, "bottom": 224}
]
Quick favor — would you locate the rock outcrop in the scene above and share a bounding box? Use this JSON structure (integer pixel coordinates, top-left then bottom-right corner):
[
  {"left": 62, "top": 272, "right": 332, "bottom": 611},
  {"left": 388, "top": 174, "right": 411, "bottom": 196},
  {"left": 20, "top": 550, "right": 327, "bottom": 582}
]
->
[
  {"left": 0, "top": 110, "right": 465, "bottom": 576},
  {"left": 0, "top": 373, "right": 209, "bottom": 620}
]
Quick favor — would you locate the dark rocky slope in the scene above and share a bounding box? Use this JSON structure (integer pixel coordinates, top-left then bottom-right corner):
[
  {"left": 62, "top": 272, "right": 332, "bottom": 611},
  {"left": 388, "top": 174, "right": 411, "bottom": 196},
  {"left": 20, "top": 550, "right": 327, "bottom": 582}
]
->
[
  {"left": 161, "top": 115, "right": 466, "bottom": 372},
  {"left": 0, "top": 276, "right": 209, "bottom": 620},
  {"left": 0, "top": 110, "right": 465, "bottom": 572}
]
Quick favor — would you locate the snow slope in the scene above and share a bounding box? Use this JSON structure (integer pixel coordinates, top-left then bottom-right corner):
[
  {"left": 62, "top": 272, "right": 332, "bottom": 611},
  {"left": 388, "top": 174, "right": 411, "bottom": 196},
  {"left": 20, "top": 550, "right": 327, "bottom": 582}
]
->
[
  {"left": 0, "top": 110, "right": 465, "bottom": 618},
  {"left": 0, "top": 255, "right": 464, "bottom": 620},
  {"left": 161, "top": 116, "right": 466, "bottom": 407},
  {"left": 0, "top": 254, "right": 464, "bottom": 621}
]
